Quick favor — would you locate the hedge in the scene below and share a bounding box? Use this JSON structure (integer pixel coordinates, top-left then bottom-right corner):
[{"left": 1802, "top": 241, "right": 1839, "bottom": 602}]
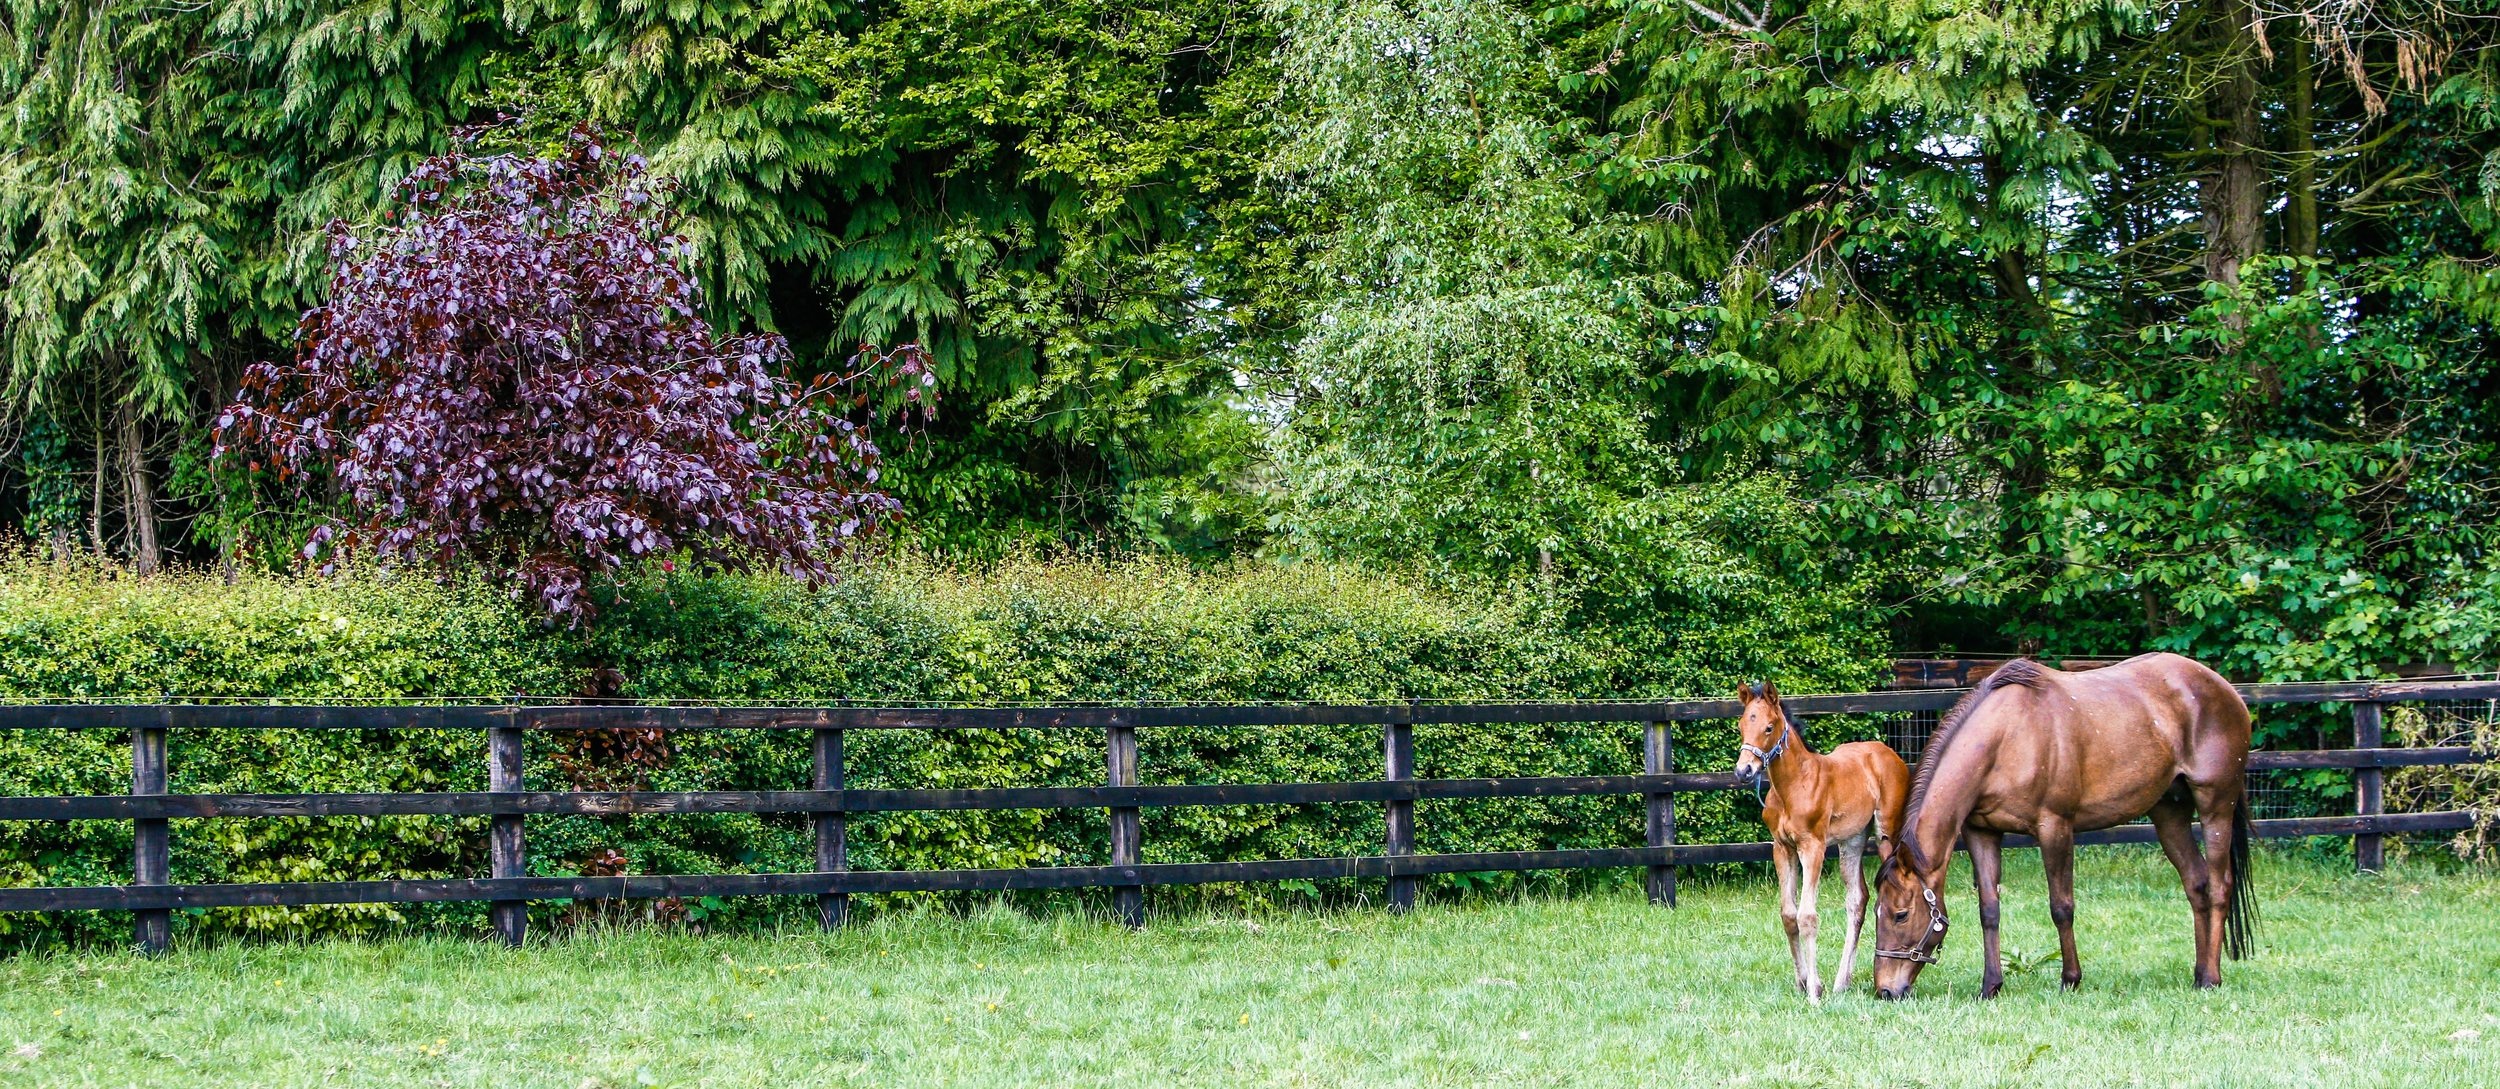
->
[{"left": 0, "top": 553, "right": 1888, "bottom": 946}]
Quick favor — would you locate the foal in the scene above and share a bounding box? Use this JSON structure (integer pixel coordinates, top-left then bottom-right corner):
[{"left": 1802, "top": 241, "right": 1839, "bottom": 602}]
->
[{"left": 1734, "top": 682, "right": 1911, "bottom": 1002}]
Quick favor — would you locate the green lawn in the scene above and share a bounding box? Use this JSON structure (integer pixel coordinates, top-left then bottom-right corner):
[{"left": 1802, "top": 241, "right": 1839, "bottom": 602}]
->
[{"left": 2, "top": 848, "right": 2494, "bottom": 1087}]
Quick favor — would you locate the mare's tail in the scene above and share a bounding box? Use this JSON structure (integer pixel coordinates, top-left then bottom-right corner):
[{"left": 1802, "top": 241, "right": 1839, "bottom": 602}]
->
[{"left": 2224, "top": 799, "right": 2258, "bottom": 961}]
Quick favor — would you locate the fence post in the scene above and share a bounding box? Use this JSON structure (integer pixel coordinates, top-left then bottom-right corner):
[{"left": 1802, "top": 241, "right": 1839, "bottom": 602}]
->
[
  {"left": 131, "top": 723, "right": 169, "bottom": 954},
  {"left": 2353, "top": 701, "right": 2385, "bottom": 873},
  {"left": 1644, "top": 720, "right": 1676, "bottom": 907},
  {"left": 814, "top": 727, "right": 849, "bottom": 929},
  {"left": 1107, "top": 722, "right": 1144, "bottom": 928},
  {"left": 489, "top": 726, "right": 526, "bottom": 946},
  {"left": 1384, "top": 717, "right": 1416, "bottom": 912}
]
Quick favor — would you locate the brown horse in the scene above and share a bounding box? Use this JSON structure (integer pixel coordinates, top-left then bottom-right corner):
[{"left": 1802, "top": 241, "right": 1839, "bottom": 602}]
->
[
  {"left": 1869, "top": 654, "right": 2256, "bottom": 1000},
  {"left": 1734, "top": 682, "right": 1911, "bottom": 1002}
]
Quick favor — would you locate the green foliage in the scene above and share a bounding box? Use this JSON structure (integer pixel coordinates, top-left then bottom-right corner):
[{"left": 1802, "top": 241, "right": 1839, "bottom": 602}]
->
[
  {"left": 5, "top": 0, "right": 1280, "bottom": 560},
  {"left": 3, "top": 0, "right": 2494, "bottom": 883},
  {"left": 492, "top": 0, "right": 1284, "bottom": 555},
  {"left": 1563, "top": 0, "right": 2500, "bottom": 681},
  {"left": 1267, "top": 0, "right": 1683, "bottom": 587},
  {"left": 16, "top": 411, "right": 79, "bottom": 544},
  {"left": 1257, "top": 0, "right": 1896, "bottom": 708},
  {"left": 0, "top": 556, "right": 575, "bottom": 945},
  {"left": 0, "top": 552, "right": 1883, "bottom": 946}
]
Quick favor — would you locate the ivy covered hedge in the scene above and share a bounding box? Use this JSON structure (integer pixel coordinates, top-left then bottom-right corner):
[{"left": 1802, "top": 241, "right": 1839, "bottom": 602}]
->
[{"left": 0, "top": 554, "right": 1886, "bottom": 946}]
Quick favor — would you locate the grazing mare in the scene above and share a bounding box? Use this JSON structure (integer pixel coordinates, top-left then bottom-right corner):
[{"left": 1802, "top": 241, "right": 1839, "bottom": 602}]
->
[
  {"left": 1869, "top": 654, "right": 2256, "bottom": 1000},
  {"left": 1733, "top": 682, "right": 1911, "bottom": 1002}
]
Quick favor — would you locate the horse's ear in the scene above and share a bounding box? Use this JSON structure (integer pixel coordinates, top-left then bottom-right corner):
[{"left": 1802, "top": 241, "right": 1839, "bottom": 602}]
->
[
  {"left": 1735, "top": 684, "right": 1754, "bottom": 705},
  {"left": 1762, "top": 680, "right": 1782, "bottom": 704}
]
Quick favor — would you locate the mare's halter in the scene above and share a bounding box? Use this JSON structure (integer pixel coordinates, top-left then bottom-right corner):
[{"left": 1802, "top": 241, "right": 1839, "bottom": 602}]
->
[{"left": 1875, "top": 885, "right": 1947, "bottom": 964}]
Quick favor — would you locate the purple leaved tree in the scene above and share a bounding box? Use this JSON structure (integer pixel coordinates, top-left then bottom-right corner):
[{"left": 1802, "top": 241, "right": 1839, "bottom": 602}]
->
[{"left": 218, "top": 129, "right": 934, "bottom": 623}]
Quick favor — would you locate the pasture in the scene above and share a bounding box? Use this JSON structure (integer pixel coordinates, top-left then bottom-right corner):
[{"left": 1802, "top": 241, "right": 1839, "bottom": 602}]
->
[{"left": 0, "top": 848, "right": 2491, "bottom": 1088}]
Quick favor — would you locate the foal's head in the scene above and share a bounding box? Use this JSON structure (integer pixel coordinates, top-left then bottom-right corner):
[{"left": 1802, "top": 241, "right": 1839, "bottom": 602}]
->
[
  {"left": 1731, "top": 681, "right": 1794, "bottom": 791},
  {"left": 1871, "top": 849, "right": 1948, "bottom": 999}
]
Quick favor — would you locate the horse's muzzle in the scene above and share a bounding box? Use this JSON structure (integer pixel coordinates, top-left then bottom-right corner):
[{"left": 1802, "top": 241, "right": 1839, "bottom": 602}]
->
[{"left": 1876, "top": 985, "right": 1908, "bottom": 1001}]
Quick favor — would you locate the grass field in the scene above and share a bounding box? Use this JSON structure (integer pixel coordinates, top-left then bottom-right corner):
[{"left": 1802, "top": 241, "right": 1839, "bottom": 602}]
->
[{"left": 1, "top": 848, "right": 2494, "bottom": 1088}]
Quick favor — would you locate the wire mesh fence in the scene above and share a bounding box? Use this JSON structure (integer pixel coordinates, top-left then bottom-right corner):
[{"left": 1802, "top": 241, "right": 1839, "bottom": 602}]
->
[
  {"left": 2386, "top": 697, "right": 2500, "bottom": 860},
  {"left": 1879, "top": 709, "right": 1943, "bottom": 768}
]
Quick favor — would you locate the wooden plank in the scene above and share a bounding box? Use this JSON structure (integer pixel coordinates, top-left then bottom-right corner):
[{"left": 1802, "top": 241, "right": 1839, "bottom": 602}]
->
[
  {"left": 2364, "top": 679, "right": 2500, "bottom": 702},
  {"left": 19, "top": 751, "right": 2500, "bottom": 822},
  {"left": 0, "top": 847, "right": 1684, "bottom": 912},
  {"left": 1383, "top": 721, "right": 1415, "bottom": 912},
  {"left": 0, "top": 704, "right": 498, "bottom": 731},
  {"left": 0, "top": 774, "right": 1749, "bottom": 821},
  {"left": 1106, "top": 724, "right": 1143, "bottom": 928},
  {"left": 488, "top": 727, "right": 524, "bottom": 947},
  {"left": 2048, "top": 810, "right": 2476, "bottom": 847},
  {"left": 130, "top": 725, "right": 168, "bottom": 954},
  {"left": 2353, "top": 702, "right": 2385, "bottom": 873},
  {"left": 2, "top": 810, "right": 2481, "bottom": 914},
  {"left": 2248, "top": 746, "right": 2484, "bottom": 770},
  {"left": 2236, "top": 682, "right": 2384, "bottom": 705},
  {"left": 814, "top": 728, "right": 847, "bottom": 930},
  {"left": 1643, "top": 721, "right": 1675, "bottom": 907},
  {"left": 1894, "top": 658, "right": 2132, "bottom": 690}
]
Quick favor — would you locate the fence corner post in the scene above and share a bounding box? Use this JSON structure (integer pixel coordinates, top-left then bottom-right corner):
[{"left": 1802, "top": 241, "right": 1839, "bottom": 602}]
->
[
  {"left": 1107, "top": 720, "right": 1144, "bottom": 928},
  {"left": 131, "top": 721, "right": 169, "bottom": 954},
  {"left": 814, "top": 727, "right": 850, "bottom": 929},
  {"left": 2352, "top": 701, "right": 2385, "bottom": 874},
  {"left": 489, "top": 725, "right": 526, "bottom": 947},
  {"left": 1644, "top": 720, "right": 1676, "bottom": 908},
  {"left": 1384, "top": 714, "right": 1416, "bottom": 913}
]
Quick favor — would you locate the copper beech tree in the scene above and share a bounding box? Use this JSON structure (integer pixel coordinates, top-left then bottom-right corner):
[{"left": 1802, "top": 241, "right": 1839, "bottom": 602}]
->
[{"left": 218, "top": 130, "right": 933, "bottom": 622}]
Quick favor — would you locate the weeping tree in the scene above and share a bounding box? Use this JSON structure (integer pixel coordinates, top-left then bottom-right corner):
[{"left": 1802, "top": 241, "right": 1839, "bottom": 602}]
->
[
  {"left": 1263, "top": 0, "right": 1888, "bottom": 691},
  {"left": 219, "top": 130, "right": 935, "bottom": 623},
  {"left": 1268, "top": 0, "right": 1676, "bottom": 579}
]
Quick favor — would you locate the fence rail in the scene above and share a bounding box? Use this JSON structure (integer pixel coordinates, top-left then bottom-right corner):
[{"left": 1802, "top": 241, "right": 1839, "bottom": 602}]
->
[{"left": 2, "top": 680, "right": 2492, "bottom": 950}]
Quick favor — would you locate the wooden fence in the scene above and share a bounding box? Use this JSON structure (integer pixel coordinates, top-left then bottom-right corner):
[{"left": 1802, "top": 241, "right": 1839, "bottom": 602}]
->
[{"left": 1, "top": 678, "right": 2492, "bottom": 951}]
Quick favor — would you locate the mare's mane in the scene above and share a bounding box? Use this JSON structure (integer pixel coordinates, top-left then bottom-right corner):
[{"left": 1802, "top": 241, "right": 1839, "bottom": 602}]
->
[{"left": 1900, "top": 658, "right": 2052, "bottom": 869}]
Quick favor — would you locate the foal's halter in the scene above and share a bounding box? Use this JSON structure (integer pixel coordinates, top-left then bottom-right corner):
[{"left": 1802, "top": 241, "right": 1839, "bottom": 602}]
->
[
  {"left": 1875, "top": 886, "right": 1947, "bottom": 964},
  {"left": 1738, "top": 713, "right": 1792, "bottom": 805},
  {"left": 1739, "top": 715, "right": 1791, "bottom": 767}
]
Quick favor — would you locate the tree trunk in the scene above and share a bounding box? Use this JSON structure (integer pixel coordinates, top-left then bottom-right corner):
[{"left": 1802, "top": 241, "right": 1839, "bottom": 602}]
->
[
  {"left": 2200, "top": 0, "right": 2278, "bottom": 406},
  {"left": 89, "top": 416, "right": 106, "bottom": 555},
  {"left": 2286, "top": 34, "right": 2319, "bottom": 261},
  {"left": 2199, "top": 0, "right": 2265, "bottom": 294},
  {"left": 117, "top": 399, "right": 160, "bottom": 575},
  {"left": 1983, "top": 151, "right": 2054, "bottom": 345}
]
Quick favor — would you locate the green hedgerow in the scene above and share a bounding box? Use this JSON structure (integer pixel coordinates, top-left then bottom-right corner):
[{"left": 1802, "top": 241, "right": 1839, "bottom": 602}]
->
[{"left": 0, "top": 552, "right": 1886, "bottom": 947}]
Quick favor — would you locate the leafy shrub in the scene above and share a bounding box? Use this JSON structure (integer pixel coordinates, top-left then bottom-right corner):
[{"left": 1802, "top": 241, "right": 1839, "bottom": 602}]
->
[
  {"left": 0, "top": 552, "right": 1885, "bottom": 947},
  {"left": 217, "top": 130, "right": 934, "bottom": 623}
]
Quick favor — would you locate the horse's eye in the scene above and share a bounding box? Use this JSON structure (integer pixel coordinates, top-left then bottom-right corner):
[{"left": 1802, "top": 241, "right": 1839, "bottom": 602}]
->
[{"left": 1892, "top": 910, "right": 1908, "bottom": 922}]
